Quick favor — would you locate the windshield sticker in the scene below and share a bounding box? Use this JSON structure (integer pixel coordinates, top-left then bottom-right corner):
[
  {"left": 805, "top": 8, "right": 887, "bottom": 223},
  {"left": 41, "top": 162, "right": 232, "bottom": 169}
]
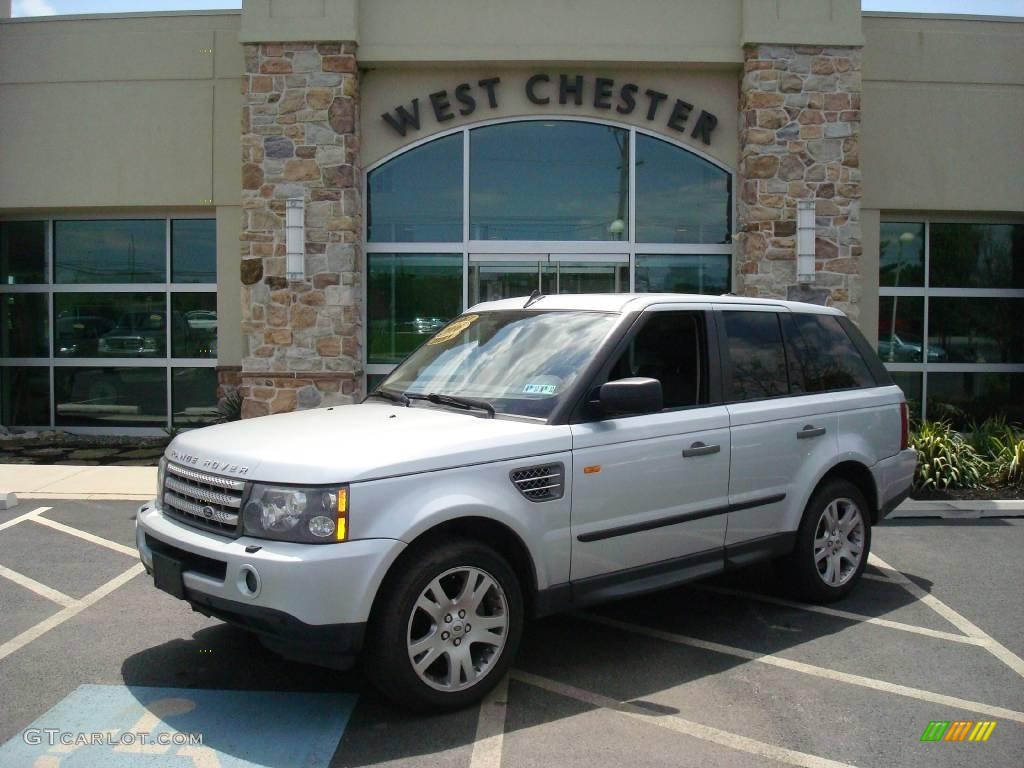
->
[
  {"left": 523, "top": 383, "right": 557, "bottom": 395},
  {"left": 428, "top": 314, "right": 479, "bottom": 345}
]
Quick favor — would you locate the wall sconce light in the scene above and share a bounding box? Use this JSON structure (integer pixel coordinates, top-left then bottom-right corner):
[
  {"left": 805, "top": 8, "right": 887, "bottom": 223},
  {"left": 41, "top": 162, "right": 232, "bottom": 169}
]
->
[
  {"left": 286, "top": 197, "right": 305, "bottom": 281},
  {"left": 608, "top": 218, "right": 626, "bottom": 239},
  {"left": 796, "top": 199, "right": 816, "bottom": 284}
]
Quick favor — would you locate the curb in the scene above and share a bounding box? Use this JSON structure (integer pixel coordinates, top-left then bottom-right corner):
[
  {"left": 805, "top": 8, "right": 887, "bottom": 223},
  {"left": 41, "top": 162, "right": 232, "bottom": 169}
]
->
[{"left": 889, "top": 499, "right": 1024, "bottom": 519}]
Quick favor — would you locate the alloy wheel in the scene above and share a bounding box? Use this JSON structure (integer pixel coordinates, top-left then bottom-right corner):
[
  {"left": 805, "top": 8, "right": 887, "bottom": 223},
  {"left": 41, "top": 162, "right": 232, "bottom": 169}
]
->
[{"left": 812, "top": 497, "right": 865, "bottom": 587}]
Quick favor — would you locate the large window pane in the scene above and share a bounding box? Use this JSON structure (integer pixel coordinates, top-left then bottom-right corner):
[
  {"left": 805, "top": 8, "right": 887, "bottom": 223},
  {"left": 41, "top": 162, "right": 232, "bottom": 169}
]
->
[
  {"left": 928, "top": 372, "right": 1024, "bottom": 428},
  {"left": 930, "top": 223, "right": 1024, "bottom": 289},
  {"left": 368, "top": 254, "right": 462, "bottom": 364},
  {"left": 55, "top": 220, "right": 165, "bottom": 283},
  {"left": 0, "top": 221, "right": 47, "bottom": 284},
  {"left": 55, "top": 366, "right": 167, "bottom": 427},
  {"left": 172, "top": 367, "right": 218, "bottom": 427},
  {"left": 635, "top": 254, "right": 730, "bottom": 294},
  {"left": 928, "top": 298, "right": 1024, "bottom": 364},
  {"left": 470, "top": 122, "right": 628, "bottom": 241},
  {"left": 879, "top": 222, "right": 924, "bottom": 287},
  {"left": 635, "top": 135, "right": 730, "bottom": 244},
  {"left": 877, "top": 296, "right": 924, "bottom": 363},
  {"left": 368, "top": 134, "right": 463, "bottom": 242},
  {"left": 171, "top": 219, "right": 216, "bottom": 283},
  {"left": 54, "top": 293, "right": 164, "bottom": 358},
  {"left": 1, "top": 366, "right": 49, "bottom": 426},
  {"left": 171, "top": 293, "right": 217, "bottom": 358},
  {"left": 1, "top": 294, "right": 48, "bottom": 357}
]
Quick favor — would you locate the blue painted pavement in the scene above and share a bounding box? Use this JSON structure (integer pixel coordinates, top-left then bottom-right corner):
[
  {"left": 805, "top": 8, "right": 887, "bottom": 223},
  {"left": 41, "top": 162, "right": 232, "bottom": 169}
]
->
[{"left": 0, "top": 684, "right": 357, "bottom": 768}]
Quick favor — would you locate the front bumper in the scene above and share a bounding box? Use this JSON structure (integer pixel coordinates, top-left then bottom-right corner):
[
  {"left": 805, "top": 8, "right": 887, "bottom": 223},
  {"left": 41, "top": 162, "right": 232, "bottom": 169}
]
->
[
  {"left": 136, "top": 501, "right": 405, "bottom": 665},
  {"left": 872, "top": 448, "right": 917, "bottom": 520}
]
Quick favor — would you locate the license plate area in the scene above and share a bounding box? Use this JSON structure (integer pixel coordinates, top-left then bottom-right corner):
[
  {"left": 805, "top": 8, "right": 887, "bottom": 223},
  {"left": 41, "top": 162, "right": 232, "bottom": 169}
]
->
[{"left": 152, "top": 549, "right": 186, "bottom": 599}]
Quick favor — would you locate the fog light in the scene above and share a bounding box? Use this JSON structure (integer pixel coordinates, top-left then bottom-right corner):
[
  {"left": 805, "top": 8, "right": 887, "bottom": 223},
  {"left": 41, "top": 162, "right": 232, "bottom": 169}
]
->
[
  {"left": 245, "top": 570, "right": 258, "bottom": 593},
  {"left": 308, "top": 515, "right": 336, "bottom": 538},
  {"left": 238, "top": 565, "right": 261, "bottom": 597}
]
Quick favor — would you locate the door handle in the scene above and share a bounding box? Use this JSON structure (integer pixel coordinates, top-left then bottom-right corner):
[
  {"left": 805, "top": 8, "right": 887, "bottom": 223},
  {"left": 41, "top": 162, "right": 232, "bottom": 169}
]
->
[
  {"left": 682, "top": 442, "right": 721, "bottom": 458},
  {"left": 797, "top": 425, "right": 827, "bottom": 439}
]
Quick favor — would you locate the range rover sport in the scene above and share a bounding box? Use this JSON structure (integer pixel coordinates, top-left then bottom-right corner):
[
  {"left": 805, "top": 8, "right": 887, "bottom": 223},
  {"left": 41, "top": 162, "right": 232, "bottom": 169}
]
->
[{"left": 136, "top": 293, "right": 916, "bottom": 711}]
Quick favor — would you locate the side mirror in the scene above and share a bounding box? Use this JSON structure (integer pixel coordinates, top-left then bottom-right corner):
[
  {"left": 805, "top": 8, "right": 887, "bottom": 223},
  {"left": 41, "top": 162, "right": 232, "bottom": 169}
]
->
[{"left": 598, "top": 377, "right": 663, "bottom": 415}]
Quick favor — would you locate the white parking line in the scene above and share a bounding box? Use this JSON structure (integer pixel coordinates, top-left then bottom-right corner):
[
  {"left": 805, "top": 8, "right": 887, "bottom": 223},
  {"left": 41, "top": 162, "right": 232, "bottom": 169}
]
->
[
  {"left": 576, "top": 613, "right": 1024, "bottom": 724},
  {"left": 694, "top": 584, "right": 986, "bottom": 647},
  {"left": 0, "top": 563, "right": 78, "bottom": 608},
  {"left": 869, "top": 553, "right": 1024, "bottom": 679},
  {"left": 513, "top": 671, "right": 857, "bottom": 768},
  {"left": 29, "top": 515, "right": 138, "bottom": 558},
  {"left": 0, "top": 563, "right": 144, "bottom": 663},
  {"left": 0, "top": 506, "right": 51, "bottom": 532},
  {"left": 469, "top": 674, "right": 509, "bottom": 768}
]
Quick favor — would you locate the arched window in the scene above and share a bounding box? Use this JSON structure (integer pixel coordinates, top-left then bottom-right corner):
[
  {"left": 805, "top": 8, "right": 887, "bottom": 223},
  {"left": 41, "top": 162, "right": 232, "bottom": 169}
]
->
[{"left": 365, "top": 119, "right": 733, "bottom": 377}]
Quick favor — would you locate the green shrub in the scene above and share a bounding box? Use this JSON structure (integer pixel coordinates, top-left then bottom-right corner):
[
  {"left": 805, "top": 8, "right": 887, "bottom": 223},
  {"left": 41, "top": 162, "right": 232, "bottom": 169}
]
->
[
  {"left": 967, "top": 415, "right": 1021, "bottom": 458},
  {"left": 989, "top": 433, "right": 1024, "bottom": 488},
  {"left": 217, "top": 389, "right": 244, "bottom": 424},
  {"left": 910, "top": 421, "right": 988, "bottom": 490}
]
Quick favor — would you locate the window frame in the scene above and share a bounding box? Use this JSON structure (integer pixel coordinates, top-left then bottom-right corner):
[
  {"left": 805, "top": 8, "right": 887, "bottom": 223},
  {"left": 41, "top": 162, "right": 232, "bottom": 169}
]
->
[
  {"left": 363, "top": 116, "right": 737, "bottom": 387},
  {"left": 0, "top": 212, "right": 218, "bottom": 434},
  {"left": 878, "top": 215, "right": 1024, "bottom": 422}
]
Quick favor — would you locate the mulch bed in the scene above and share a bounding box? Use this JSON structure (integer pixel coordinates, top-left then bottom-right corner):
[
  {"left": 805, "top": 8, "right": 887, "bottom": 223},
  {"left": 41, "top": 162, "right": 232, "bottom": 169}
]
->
[
  {"left": 0, "top": 431, "right": 169, "bottom": 466},
  {"left": 911, "top": 485, "right": 1024, "bottom": 501}
]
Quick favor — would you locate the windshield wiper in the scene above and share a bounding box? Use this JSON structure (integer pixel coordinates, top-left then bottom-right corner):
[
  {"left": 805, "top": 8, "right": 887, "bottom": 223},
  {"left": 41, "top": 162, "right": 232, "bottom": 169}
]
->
[
  {"left": 408, "top": 392, "right": 495, "bottom": 418},
  {"left": 366, "top": 389, "right": 410, "bottom": 406}
]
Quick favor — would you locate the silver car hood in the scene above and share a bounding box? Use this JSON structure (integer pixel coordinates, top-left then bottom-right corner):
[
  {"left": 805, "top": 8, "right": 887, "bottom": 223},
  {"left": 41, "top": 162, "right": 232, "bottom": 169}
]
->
[{"left": 165, "top": 402, "right": 570, "bottom": 485}]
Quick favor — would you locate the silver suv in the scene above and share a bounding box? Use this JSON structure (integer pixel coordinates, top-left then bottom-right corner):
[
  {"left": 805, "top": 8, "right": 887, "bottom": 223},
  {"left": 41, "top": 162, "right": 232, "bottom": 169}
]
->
[{"left": 136, "top": 294, "right": 915, "bottom": 711}]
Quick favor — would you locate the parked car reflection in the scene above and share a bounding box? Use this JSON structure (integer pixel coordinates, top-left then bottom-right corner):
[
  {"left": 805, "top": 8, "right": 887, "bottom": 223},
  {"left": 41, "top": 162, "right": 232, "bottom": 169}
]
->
[
  {"left": 55, "top": 315, "right": 115, "bottom": 356},
  {"left": 97, "top": 310, "right": 190, "bottom": 357},
  {"left": 877, "top": 334, "right": 947, "bottom": 363}
]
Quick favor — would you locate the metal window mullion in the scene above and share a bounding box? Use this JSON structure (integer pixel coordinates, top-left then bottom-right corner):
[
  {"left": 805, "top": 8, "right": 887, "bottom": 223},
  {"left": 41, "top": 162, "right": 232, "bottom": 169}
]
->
[
  {"left": 48, "top": 218, "right": 55, "bottom": 428},
  {"left": 463, "top": 126, "right": 471, "bottom": 312},
  {"left": 364, "top": 242, "right": 464, "bottom": 253},
  {"left": 49, "top": 283, "right": 171, "bottom": 293},
  {"left": 921, "top": 221, "right": 930, "bottom": 422},
  {"left": 52, "top": 357, "right": 169, "bottom": 368},
  {"left": 166, "top": 215, "right": 172, "bottom": 430},
  {"left": 628, "top": 127, "right": 637, "bottom": 292}
]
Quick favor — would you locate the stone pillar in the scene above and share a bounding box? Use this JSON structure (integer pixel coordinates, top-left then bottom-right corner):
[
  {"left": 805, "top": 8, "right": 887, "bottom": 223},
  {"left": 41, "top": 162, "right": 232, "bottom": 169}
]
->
[
  {"left": 735, "top": 45, "right": 863, "bottom": 322},
  {"left": 239, "top": 42, "right": 361, "bottom": 418}
]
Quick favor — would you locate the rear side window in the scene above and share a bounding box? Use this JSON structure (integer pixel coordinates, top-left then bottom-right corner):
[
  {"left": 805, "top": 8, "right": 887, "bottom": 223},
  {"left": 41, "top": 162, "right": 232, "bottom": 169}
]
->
[
  {"left": 785, "top": 313, "right": 875, "bottom": 393},
  {"left": 722, "top": 311, "right": 789, "bottom": 401}
]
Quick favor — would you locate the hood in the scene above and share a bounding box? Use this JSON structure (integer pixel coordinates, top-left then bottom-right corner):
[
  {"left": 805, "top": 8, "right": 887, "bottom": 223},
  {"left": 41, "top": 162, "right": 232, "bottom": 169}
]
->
[{"left": 165, "top": 402, "right": 570, "bottom": 485}]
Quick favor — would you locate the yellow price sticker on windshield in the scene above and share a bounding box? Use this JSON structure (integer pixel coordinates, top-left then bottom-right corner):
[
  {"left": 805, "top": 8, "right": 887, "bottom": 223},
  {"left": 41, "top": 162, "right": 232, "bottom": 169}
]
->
[{"left": 428, "top": 314, "right": 479, "bottom": 345}]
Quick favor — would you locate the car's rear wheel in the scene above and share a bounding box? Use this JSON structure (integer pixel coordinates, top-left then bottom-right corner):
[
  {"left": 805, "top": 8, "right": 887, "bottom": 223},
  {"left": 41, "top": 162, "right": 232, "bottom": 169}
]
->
[
  {"left": 365, "top": 538, "right": 523, "bottom": 712},
  {"left": 778, "top": 478, "right": 871, "bottom": 603}
]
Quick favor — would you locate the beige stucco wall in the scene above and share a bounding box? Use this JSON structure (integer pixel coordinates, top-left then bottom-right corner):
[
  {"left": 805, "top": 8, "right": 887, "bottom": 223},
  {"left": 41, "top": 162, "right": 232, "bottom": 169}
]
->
[
  {"left": 0, "top": 12, "right": 245, "bottom": 365},
  {"left": 859, "top": 13, "right": 1024, "bottom": 342},
  {"left": 361, "top": 66, "right": 739, "bottom": 171}
]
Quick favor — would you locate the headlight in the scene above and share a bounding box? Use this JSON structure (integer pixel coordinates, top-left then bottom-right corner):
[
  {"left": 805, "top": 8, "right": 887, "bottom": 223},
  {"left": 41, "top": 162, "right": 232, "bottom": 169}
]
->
[
  {"left": 242, "top": 483, "right": 349, "bottom": 544},
  {"left": 156, "top": 457, "right": 167, "bottom": 510}
]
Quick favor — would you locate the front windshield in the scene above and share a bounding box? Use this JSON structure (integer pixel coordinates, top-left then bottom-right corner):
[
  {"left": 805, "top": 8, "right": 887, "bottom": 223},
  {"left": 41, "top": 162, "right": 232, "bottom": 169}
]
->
[{"left": 378, "top": 310, "right": 620, "bottom": 419}]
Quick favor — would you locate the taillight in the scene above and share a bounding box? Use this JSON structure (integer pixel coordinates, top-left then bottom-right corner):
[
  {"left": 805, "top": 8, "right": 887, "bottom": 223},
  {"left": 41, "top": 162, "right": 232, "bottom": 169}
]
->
[{"left": 900, "top": 402, "right": 909, "bottom": 450}]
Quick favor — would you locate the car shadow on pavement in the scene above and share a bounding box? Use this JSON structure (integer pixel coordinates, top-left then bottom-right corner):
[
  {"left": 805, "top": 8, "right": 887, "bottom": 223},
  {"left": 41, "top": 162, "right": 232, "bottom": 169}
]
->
[{"left": 117, "top": 561, "right": 940, "bottom": 767}]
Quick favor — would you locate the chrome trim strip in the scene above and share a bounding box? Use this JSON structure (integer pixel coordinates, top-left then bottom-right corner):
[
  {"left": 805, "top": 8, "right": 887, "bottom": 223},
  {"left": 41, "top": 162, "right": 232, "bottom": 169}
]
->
[{"left": 166, "top": 462, "right": 246, "bottom": 491}]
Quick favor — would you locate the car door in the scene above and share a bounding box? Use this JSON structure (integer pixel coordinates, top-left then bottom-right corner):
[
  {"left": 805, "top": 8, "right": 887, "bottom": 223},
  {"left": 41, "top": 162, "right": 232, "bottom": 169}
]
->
[
  {"left": 569, "top": 306, "right": 731, "bottom": 596},
  {"left": 717, "top": 306, "right": 838, "bottom": 556}
]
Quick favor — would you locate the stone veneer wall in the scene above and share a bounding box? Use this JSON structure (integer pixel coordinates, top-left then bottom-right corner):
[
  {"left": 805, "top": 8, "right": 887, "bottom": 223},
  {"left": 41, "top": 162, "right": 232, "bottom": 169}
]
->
[
  {"left": 239, "top": 42, "right": 361, "bottom": 418},
  {"left": 735, "top": 45, "right": 863, "bottom": 322}
]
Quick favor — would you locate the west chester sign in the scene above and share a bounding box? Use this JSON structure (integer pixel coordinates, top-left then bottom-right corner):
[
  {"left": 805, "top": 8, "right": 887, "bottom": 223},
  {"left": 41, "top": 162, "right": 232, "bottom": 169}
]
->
[{"left": 381, "top": 74, "right": 719, "bottom": 145}]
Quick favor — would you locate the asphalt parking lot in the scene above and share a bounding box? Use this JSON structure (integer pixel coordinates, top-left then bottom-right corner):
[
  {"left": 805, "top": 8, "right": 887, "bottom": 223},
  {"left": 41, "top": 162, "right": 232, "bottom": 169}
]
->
[{"left": 0, "top": 500, "right": 1021, "bottom": 768}]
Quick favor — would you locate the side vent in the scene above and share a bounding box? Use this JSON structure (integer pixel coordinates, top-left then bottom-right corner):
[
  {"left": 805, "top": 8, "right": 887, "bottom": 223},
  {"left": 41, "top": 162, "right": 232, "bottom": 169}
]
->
[{"left": 510, "top": 462, "right": 565, "bottom": 502}]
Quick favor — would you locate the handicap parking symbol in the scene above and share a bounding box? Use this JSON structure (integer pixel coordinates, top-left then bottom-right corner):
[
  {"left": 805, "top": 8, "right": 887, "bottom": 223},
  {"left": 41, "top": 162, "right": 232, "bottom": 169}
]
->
[{"left": 0, "top": 685, "right": 357, "bottom": 768}]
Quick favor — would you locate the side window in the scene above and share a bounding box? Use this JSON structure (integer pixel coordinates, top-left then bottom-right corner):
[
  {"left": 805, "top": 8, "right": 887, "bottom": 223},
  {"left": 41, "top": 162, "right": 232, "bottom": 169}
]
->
[
  {"left": 722, "top": 311, "right": 789, "bottom": 401},
  {"left": 786, "top": 313, "right": 875, "bottom": 392},
  {"left": 607, "top": 311, "right": 706, "bottom": 409}
]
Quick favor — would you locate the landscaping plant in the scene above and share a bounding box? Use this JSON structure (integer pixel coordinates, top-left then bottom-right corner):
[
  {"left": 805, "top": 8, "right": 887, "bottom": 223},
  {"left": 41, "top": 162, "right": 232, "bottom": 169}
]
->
[
  {"left": 909, "top": 420, "right": 988, "bottom": 490},
  {"left": 989, "top": 432, "right": 1024, "bottom": 488}
]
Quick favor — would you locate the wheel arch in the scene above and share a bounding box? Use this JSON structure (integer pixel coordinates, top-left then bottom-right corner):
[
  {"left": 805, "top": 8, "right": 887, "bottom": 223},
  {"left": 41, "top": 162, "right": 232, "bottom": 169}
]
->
[{"left": 814, "top": 460, "right": 880, "bottom": 523}]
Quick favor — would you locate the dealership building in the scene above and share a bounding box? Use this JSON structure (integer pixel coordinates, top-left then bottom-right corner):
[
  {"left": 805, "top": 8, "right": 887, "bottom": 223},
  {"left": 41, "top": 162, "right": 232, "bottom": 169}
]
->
[{"left": 0, "top": 0, "right": 1021, "bottom": 432}]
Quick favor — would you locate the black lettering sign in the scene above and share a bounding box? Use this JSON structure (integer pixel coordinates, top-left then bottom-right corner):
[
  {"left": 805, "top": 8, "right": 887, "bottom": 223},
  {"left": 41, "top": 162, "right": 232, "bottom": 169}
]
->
[
  {"left": 525, "top": 73, "right": 550, "bottom": 105},
  {"left": 559, "top": 74, "right": 583, "bottom": 106},
  {"left": 380, "top": 74, "right": 719, "bottom": 146}
]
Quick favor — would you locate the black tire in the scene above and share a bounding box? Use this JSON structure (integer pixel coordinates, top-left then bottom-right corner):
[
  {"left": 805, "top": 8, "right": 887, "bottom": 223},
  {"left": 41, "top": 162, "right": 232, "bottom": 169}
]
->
[
  {"left": 777, "top": 478, "right": 872, "bottom": 603},
  {"left": 364, "top": 538, "right": 523, "bottom": 712}
]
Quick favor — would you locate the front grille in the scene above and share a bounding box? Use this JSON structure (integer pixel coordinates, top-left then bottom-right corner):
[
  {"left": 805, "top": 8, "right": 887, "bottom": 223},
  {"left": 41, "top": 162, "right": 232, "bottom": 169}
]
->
[
  {"left": 510, "top": 462, "right": 565, "bottom": 502},
  {"left": 162, "top": 462, "right": 245, "bottom": 536}
]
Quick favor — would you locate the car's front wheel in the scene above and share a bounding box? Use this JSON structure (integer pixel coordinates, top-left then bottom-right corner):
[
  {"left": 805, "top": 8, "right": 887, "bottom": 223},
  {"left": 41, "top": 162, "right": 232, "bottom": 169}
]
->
[
  {"left": 779, "top": 478, "right": 871, "bottom": 603},
  {"left": 365, "top": 538, "right": 523, "bottom": 711}
]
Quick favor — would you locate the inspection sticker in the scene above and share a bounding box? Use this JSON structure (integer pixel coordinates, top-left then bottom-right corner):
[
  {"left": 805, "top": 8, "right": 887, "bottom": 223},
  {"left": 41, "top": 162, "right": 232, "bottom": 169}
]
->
[
  {"left": 523, "top": 383, "right": 557, "bottom": 395},
  {"left": 0, "top": 684, "right": 356, "bottom": 768}
]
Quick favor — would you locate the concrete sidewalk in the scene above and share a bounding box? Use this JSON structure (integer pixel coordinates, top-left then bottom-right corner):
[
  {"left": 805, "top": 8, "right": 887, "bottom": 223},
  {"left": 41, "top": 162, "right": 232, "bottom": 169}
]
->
[
  {"left": 0, "top": 463, "right": 1022, "bottom": 516},
  {"left": 0, "top": 464, "right": 157, "bottom": 501}
]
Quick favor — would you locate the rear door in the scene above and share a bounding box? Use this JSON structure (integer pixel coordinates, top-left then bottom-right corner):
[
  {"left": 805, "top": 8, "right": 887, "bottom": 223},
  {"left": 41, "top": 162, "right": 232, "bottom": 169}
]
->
[
  {"left": 717, "top": 306, "right": 838, "bottom": 555},
  {"left": 570, "top": 306, "right": 731, "bottom": 591}
]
